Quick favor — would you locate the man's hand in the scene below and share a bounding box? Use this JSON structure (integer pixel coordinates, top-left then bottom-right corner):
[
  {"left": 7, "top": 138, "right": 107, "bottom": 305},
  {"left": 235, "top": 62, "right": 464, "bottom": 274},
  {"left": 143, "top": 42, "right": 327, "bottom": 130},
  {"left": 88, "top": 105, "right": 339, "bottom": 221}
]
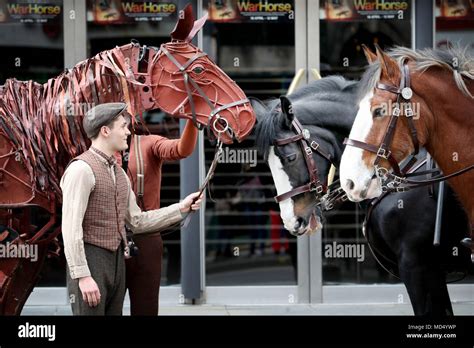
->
[
  {"left": 179, "top": 191, "right": 204, "bottom": 213},
  {"left": 78, "top": 276, "right": 101, "bottom": 307}
]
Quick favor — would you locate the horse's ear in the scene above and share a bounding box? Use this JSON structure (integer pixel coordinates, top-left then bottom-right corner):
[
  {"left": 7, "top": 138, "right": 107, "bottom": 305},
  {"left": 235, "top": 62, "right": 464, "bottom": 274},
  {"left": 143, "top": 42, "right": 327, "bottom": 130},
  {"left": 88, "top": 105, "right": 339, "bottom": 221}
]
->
[
  {"left": 374, "top": 43, "right": 397, "bottom": 78},
  {"left": 186, "top": 12, "right": 208, "bottom": 42},
  {"left": 171, "top": 3, "right": 195, "bottom": 41},
  {"left": 280, "top": 95, "right": 294, "bottom": 128},
  {"left": 361, "top": 44, "right": 377, "bottom": 64}
]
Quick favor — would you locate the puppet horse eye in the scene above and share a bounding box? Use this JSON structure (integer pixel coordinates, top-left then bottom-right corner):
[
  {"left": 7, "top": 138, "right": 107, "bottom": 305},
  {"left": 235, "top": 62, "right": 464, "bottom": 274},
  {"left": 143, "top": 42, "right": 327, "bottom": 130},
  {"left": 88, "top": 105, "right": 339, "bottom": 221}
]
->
[{"left": 192, "top": 66, "right": 204, "bottom": 74}]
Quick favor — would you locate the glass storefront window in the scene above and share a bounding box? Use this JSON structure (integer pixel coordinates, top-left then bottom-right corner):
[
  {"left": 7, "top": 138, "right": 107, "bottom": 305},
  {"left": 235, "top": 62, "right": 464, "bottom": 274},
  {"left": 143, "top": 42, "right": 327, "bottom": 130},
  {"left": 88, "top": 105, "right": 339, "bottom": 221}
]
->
[
  {"left": 320, "top": 0, "right": 412, "bottom": 79},
  {"left": 86, "top": 0, "right": 179, "bottom": 54},
  {"left": 320, "top": 0, "right": 412, "bottom": 284},
  {"left": 203, "top": 0, "right": 297, "bottom": 286},
  {"left": 0, "top": 0, "right": 64, "bottom": 82}
]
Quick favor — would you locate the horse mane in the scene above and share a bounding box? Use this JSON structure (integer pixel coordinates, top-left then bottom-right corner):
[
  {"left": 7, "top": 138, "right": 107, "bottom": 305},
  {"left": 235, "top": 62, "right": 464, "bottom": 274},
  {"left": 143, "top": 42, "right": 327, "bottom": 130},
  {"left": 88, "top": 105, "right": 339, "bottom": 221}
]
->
[
  {"left": 389, "top": 45, "right": 474, "bottom": 98},
  {"left": 255, "top": 76, "right": 357, "bottom": 160},
  {"left": 289, "top": 75, "right": 357, "bottom": 100},
  {"left": 356, "top": 61, "right": 381, "bottom": 102},
  {"left": 56, "top": 43, "right": 139, "bottom": 114},
  {"left": 358, "top": 45, "right": 474, "bottom": 99}
]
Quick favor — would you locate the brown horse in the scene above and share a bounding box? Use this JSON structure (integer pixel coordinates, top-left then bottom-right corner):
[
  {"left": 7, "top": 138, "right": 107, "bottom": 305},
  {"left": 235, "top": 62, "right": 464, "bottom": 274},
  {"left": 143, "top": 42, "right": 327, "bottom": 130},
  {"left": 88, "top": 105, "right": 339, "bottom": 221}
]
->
[
  {"left": 339, "top": 45, "right": 474, "bottom": 253},
  {"left": 0, "top": 4, "right": 255, "bottom": 315}
]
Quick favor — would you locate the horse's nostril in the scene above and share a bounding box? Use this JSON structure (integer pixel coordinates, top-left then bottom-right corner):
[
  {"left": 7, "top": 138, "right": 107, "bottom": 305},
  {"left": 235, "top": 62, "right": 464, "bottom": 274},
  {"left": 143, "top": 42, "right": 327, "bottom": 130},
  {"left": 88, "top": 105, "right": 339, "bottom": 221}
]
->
[
  {"left": 346, "top": 179, "right": 355, "bottom": 191},
  {"left": 294, "top": 217, "right": 304, "bottom": 230}
]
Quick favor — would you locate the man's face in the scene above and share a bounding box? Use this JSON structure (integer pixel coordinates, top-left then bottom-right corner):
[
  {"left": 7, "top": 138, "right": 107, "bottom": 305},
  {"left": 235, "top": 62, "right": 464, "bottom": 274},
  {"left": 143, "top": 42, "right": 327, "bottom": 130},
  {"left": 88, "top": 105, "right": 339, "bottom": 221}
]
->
[{"left": 103, "top": 115, "right": 131, "bottom": 151}]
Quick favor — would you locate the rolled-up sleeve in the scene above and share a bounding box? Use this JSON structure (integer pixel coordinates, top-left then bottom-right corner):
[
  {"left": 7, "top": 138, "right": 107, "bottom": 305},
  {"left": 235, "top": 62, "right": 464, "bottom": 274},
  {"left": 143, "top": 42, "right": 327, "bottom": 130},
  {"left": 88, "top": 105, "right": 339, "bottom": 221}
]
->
[
  {"left": 152, "top": 136, "right": 183, "bottom": 161},
  {"left": 124, "top": 175, "right": 183, "bottom": 234},
  {"left": 60, "top": 160, "right": 94, "bottom": 279}
]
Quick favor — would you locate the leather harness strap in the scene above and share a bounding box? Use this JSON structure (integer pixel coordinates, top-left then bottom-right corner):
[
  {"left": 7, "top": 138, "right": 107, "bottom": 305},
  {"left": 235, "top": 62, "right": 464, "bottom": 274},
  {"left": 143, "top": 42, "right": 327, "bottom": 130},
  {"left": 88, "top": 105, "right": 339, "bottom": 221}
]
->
[
  {"left": 273, "top": 117, "right": 335, "bottom": 204},
  {"left": 343, "top": 138, "right": 403, "bottom": 176},
  {"left": 274, "top": 133, "right": 304, "bottom": 145}
]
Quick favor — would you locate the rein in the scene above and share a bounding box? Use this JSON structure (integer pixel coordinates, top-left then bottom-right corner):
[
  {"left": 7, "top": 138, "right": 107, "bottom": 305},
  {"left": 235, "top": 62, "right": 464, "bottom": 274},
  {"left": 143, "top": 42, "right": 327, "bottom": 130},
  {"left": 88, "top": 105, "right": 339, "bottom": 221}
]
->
[{"left": 157, "top": 137, "right": 223, "bottom": 237}]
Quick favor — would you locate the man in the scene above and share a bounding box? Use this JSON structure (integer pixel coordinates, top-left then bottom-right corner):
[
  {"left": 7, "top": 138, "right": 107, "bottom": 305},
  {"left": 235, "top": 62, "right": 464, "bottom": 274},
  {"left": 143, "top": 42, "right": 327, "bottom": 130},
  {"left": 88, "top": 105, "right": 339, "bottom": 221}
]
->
[
  {"left": 60, "top": 102, "right": 202, "bottom": 315},
  {"left": 123, "top": 118, "right": 198, "bottom": 315}
]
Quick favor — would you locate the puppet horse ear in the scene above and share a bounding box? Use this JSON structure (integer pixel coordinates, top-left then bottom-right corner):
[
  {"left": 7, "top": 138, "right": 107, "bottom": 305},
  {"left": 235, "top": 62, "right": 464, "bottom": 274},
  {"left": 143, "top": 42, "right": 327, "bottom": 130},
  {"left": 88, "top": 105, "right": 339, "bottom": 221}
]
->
[
  {"left": 186, "top": 12, "right": 208, "bottom": 42},
  {"left": 170, "top": 4, "right": 208, "bottom": 42},
  {"left": 170, "top": 3, "right": 195, "bottom": 41}
]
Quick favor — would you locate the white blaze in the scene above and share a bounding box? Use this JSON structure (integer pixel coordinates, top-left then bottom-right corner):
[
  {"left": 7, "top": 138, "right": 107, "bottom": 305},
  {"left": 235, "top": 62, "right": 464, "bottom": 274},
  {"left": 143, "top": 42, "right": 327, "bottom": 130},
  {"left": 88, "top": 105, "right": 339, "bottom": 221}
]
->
[
  {"left": 340, "top": 91, "right": 382, "bottom": 201},
  {"left": 268, "top": 146, "right": 298, "bottom": 232}
]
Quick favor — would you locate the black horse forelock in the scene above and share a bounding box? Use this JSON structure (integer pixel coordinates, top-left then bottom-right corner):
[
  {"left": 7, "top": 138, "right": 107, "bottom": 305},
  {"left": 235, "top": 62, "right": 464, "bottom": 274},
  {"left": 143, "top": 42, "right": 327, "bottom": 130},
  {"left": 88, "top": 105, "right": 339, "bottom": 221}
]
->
[{"left": 254, "top": 98, "right": 281, "bottom": 160}]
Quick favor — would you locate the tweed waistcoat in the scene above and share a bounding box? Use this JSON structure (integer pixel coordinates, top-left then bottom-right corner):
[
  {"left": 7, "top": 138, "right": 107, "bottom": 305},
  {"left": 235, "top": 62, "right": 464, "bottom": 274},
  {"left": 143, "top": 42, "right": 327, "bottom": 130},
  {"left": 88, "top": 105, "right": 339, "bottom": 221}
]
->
[{"left": 71, "top": 149, "right": 129, "bottom": 251}]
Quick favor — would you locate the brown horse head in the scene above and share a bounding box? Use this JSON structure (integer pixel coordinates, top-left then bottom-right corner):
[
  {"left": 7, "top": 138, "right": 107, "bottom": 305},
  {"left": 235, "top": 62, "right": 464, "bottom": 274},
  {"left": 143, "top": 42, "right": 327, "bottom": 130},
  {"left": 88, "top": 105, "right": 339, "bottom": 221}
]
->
[
  {"left": 148, "top": 4, "right": 255, "bottom": 144},
  {"left": 364, "top": 45, "right": 427, "bottom": 167},
  {"left": 339, "top": 45, "right": 431, "bottom": 202},
  {"left": 340, "top": 44, "right": 474, "bottom": 204}
]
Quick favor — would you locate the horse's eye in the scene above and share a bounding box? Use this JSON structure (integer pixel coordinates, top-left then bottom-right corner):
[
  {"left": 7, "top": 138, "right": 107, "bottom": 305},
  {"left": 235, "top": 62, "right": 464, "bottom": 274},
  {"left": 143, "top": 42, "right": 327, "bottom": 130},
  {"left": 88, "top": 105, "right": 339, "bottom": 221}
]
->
[
  {"left": 286, "top": 154, "right": 297, "bottom": 162},
  {"left": 192, "top": 66, "right": 204, "bottom": 74},
  {"left": 372, "top": 107, "right": 384, "bottom": 118}
]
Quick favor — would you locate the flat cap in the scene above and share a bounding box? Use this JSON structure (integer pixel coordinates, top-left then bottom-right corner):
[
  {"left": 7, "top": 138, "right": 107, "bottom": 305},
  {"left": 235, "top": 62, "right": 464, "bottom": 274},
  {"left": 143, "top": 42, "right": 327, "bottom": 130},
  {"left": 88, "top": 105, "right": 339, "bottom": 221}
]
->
[{"left": 83, "top": 102, "right": 128, "bottom": 139}]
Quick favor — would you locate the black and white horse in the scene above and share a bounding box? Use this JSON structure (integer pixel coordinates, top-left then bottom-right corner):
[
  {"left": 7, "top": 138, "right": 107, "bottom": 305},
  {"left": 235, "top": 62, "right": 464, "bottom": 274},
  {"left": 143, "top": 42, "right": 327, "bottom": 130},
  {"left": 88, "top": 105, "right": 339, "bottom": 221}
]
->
[{"left": 251, "top": 76, "right": 471, "bottom": 316}]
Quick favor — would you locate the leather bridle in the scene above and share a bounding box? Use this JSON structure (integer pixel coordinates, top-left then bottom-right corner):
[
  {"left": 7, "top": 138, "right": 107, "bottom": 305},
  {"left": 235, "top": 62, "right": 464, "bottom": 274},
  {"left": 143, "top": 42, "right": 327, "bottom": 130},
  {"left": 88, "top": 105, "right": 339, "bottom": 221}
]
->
[
  {"left": 344, "top": 59, "right": 474, "bottom": 193},
  {"left": 272, "top": 117, "right": 344, "bottom": 209}
]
